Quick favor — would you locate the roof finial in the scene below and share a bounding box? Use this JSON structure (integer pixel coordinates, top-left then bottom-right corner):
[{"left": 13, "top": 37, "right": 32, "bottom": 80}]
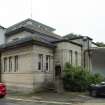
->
[{"left": 30, "top": 0, "right": 33, "bottom": 19}]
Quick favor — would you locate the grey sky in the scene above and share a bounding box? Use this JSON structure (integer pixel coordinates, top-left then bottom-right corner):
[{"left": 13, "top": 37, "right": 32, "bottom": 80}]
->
[{"left": 0, "top": 0, "right": 105, "bottom": 42}]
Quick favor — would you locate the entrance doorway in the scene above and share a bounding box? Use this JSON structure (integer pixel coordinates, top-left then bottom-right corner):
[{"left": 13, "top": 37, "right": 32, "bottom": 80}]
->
[{"left": 55, "top": 65, "right": 61, "bottom": 78}]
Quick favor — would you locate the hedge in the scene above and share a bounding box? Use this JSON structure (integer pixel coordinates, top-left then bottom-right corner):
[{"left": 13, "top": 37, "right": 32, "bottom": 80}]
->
[{"left": 63, "top": 63, "right": 105, "bottom": 92}]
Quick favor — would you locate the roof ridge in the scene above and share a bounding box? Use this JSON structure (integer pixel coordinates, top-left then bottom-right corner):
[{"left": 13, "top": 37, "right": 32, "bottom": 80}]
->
[{"left": 6, "top": 18, "right": 55, "bottom": 32}]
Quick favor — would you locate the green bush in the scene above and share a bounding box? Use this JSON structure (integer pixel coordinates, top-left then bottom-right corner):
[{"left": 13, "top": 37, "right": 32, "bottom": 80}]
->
[{"left": 63, "top": 63, "right": 105, "bottom": 92}]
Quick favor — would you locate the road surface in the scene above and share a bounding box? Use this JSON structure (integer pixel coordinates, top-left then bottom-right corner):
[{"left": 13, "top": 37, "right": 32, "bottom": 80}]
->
[
  {"left": 0, "top": 96, "right": 105, "bottom": 105},
  {"left": 0, "top": 98, "right": 57, "bottom": 105}
]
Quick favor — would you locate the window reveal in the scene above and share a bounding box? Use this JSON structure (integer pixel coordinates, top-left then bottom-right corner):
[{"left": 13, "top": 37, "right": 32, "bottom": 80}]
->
[
  {"left": 4, "top": 57, "right": 7, "bottom": 72},
  {"left": 9, "top": 57, "right": 12, "bottom": 72},
  {"left": 46, "top": 55, "right": 50, "bottom": 71},
  {"left": 38, "top": 54, "right": 43, "bottom": 71},
  {"left": 14, "top": 56, "right": 18, "bottom": 72}
]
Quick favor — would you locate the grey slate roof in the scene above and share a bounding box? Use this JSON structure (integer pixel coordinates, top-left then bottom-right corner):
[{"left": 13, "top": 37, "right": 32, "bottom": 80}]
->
[
  {"left": 0, "top": 18, "right": 83, "bottom": 51},
  {"left": 0, "top": 36, "right": 56, "bottom": 51},
  {"left": 0, "top": 25, "right": 6, "bottom": 29},
  {"left": 52, "top": 39, "right": 82, "bottom": 47},
  {"left": 6, "top": 18, "right": 55, "bottom": 32},
  {"left": 5, "top": 18, "right": 62, "bottom": 40},
  {"left": 25, "top": 24, "right": 62, "bottom": 39}
]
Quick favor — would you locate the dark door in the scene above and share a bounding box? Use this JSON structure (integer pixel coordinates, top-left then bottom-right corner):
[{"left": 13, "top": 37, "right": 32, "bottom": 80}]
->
[{"left": 55, "top": 65, "right": 61, "bottom": 78}]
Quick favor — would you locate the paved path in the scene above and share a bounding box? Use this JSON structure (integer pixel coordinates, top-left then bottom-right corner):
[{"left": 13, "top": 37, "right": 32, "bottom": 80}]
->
[
  {"left": 77, "top": 103, "right": 105, "bottom": 105},
  {"left": 0, "top": 98, "right": 71, "bottom": 105},
  {"left": 6, "top": 97, "right": 105, "bottom": 105},
  {"left": 0, "top": 99, "right": 19, "bottom": 105},
  {"left": 1, "top": 95, "right": 105, "bottom": 105}
]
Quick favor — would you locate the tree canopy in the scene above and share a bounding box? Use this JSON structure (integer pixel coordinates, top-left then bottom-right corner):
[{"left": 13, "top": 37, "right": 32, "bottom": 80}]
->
[
  {"left": 95, "top": 42, "right": 105, "bottom": 47},
  {"left": 63, "top": 33, "right": 82, "bottom": 39}
]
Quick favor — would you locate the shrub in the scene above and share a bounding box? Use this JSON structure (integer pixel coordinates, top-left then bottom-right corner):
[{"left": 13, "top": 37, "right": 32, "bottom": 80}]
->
[{"left": 63, "top": 63, "right": 105, "bottom": 92}]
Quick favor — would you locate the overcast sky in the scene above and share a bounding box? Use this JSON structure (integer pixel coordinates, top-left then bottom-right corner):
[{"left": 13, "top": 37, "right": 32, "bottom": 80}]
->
[{"left": 0, "top": 0, "right": 105, "bottom": 42}]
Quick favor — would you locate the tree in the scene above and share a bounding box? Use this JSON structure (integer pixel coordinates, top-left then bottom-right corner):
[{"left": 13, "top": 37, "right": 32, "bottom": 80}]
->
[
  {"left": 95, "top": 42, "right": 105, "bottom": 47},
  {"left": 63, "top": 63, "right": 105, "bottom": 92},
  {"left": 63, "top": 33, "right": 82, "bottom": 40}
]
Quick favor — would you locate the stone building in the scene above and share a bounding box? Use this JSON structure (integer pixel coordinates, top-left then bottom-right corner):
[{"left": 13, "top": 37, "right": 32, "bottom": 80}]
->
[{"left": 0, "top": 18, "right": 103, "bottom": 93}]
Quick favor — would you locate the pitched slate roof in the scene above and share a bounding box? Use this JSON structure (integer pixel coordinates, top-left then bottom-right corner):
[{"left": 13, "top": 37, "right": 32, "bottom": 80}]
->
[
  {"left": 52, "top": 39, "right": 82, "bottom": 47},
  {"left": 6, "top": 18, "right": 55, "bottom": 32},
  {"left": 0, "top": 25, "right": 6, "bottom": 29},
  {"left": 0, "top": 19, "right": 83, "bottom": 51},
  {"left": 0, "top": 36, "right": 56, "bottom": 52},
  {"left": 5, "top": 18, "right": 61, "bottom": 39}
]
